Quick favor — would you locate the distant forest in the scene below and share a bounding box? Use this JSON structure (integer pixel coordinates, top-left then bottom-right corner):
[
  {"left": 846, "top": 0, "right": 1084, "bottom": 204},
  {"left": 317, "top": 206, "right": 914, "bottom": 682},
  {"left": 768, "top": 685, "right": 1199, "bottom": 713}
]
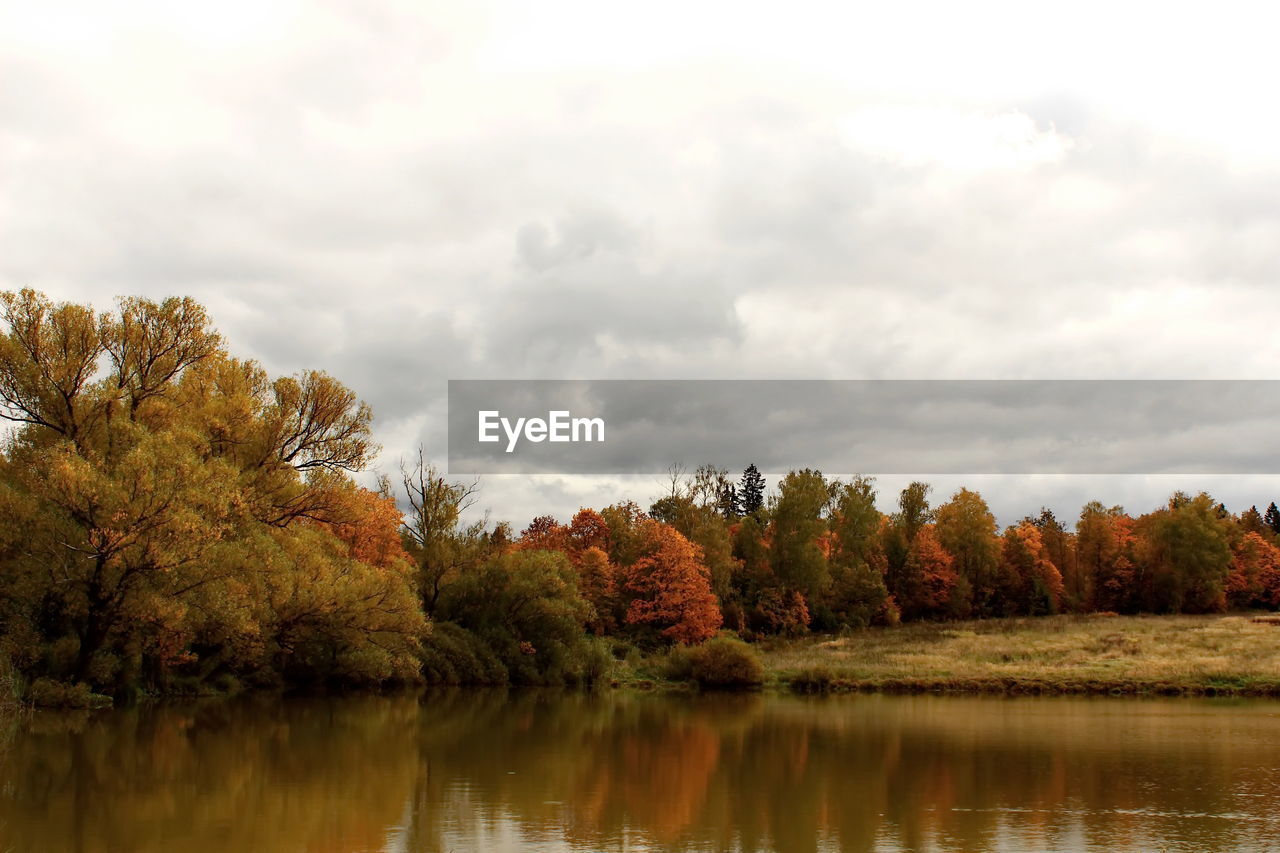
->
[{"left": 2, "top": 289, "right": 1278, "bottom": 702}]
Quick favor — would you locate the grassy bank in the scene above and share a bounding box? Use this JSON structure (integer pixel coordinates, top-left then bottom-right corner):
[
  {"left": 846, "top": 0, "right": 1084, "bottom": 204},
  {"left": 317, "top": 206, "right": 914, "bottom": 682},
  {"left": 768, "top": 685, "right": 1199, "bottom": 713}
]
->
[{"left": 755, "top": 614, "right": 1280, "bottom": 697}]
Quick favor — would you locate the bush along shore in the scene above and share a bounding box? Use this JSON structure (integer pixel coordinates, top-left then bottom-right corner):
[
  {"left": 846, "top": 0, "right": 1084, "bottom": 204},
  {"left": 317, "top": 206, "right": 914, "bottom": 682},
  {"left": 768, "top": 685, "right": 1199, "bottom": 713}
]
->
[{"left": 8, "top": 290, "right": 1280, "bottom": 708}]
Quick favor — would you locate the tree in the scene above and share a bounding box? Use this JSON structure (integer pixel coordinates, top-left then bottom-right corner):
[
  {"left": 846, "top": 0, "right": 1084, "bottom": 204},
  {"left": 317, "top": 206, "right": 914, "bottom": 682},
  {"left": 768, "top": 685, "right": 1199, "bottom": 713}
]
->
[
  {"left": 9, "top": 427, "right": 243, "bottom": 681},
  {"left": 439, "top": 549, "right": 590, "bottom": 683},
  {"left": 894, "top": 481, "right": 933, "bottom": 542},
  {"left": 519, "top": 515, "right": 567, "bottom": 552},
  {"left": 254, "top": 524, "right": 425, "bottom": 685},
  {"left": 576, "top": 546, "right": 619, "bottom": 634},
  {"left": 325, "top": 483, "right": 414, "bottom": 570},
  {"left": 1265, "top": 502, "right": 1280, "bottom": 536},
  {"left": 901, "top": 525, "right": 962, "bottom": 620},
  {"left": 727, "top": 514, "right": 770, "bottom": 632},
  {"left": 824, "top": 476, "right": 890, "bottom": 628},
  {"left": 738, "top": 464, "right": 766, "bottom": 517},
  {"left": 1031, "top": 509, "right": 1080, "bottom": 611},
  {"left": 565, "top": 509, "right": 610, "bottom": 555},
  {"left": 998, "top": 522, "right": 1065, "bottom": 615},
  {"left": 649, "top": 493, "right": 735, "bottom": 601},
  {"left": 884, "top": 482, "right": 933, "bottom": 612},
  {"left": 1227, "top": 532, "right": 1280, "bottom": 609},
  {"left": 716, "top": 481, "right": 739, "bottom": 520},
  {"left": 623, "top": 520, "right": 722, "bottom": 645},
  {"left": 399, "top": 448, "right": 485, "bottom": 615},
  {"left": 599, "top": 501, "right": 649, "bottom": 567},
  {"left": 769, "top": 468, "right": 831, "bottom": 614},
  {"left": 1137, "top": 492, "right": 1233, "bottom": 613},
  {"left": 0, "top": 289, "right": 412, "bottom": 694},
  {"left": 1240, "top": 505, "right": 1269, "bottom": 539},
  {"left": 1076, "top": 502, "right": 1137, "bottom": 613},
  {"left": 934, "top": 488, "right": 997, "bottom": 615}
]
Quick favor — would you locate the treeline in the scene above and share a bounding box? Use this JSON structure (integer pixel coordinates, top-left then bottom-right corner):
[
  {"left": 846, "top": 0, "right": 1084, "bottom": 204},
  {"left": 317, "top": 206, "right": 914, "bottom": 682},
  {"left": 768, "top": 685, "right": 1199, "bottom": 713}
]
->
[
  {"left": 3, "top": 289, "right": 1279, "bottom": 703},
  {"left": 507, "top": 466, "right": 1280, "bottom": 645}
]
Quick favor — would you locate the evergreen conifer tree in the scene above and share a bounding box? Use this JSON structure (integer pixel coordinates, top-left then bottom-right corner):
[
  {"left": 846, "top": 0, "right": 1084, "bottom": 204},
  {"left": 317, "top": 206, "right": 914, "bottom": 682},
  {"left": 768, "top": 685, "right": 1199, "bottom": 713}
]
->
[{"left": 738, "top": 464, "right": 766, "bottom": 517}]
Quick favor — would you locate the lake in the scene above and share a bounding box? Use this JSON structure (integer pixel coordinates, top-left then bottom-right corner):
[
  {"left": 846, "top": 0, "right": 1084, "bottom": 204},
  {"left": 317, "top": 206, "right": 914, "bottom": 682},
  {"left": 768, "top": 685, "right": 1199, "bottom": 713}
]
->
[{"left": 3, "top": 690, "right": 1280, "bottom": 852}]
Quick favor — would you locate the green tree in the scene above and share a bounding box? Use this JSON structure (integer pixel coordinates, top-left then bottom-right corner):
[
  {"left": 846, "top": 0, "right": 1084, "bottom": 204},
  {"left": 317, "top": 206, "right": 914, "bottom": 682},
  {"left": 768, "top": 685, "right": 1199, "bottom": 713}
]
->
[
  {"left": 439, "top": 549, "right": 590, "bottom": 683},
  {"left": 399, "top": 448, "right": 486, "bottom": 616},
  {"left": 1137, "top": 492, "right": 1233, "bottom": 613},
  {"left": 824, "top": 476, "right": 890, "bottom": 628},
  {"left": 934, "top": 488, "right": 998, "bottom": 616},
  {"left": 768, "top": 469, "right": 831, "bottom": 616},
  {"left": 738, "top": 464, "right": 766, "bottom": 517}
]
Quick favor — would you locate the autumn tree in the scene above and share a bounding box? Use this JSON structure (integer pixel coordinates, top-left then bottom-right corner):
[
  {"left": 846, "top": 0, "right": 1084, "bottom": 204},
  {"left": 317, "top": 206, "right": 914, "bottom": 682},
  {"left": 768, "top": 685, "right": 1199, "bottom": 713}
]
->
[
  {"left": 326, "top": 482, "right": 414, "bottom": 570},
  {"left": 1239, "top": 506, "right": 1269, "bottom": 539},
  {"left": 1226, "top": 532, "right": 1280, "bottom": 609},
  {"left": 520, "top": 515, "right": 568, "bottom": 552},
  {"left": 0, "top": 289, "right": 420, "bottom": 695},
  {"left": 1031, "top": 509, "right": 1080, "bottom": 611},
  {"left": 900, "top": 524, "right": 963, "bottom": 620},
  {"left": 576, "top": 546, "right": 620, "bottom": 634},
  {"left": 934, "top": 488, "right": 998, "bottom": 616},
  {"left": 883, "top": 482, "right": 932, "bottom": 611},
  {"left": 1135, "top": 492, "right": 1233, "bottom": 613},
  {"left": 649, "top": 493, "right": 735, "bottom": 602},
  {"left": 998, "top": 522, "right": 1066, "bottom": 616},
  {"left": 623, "top": 520, "right": 722, "bottom": 645},
  {"left": 565, "top": 508, "right": 610, "bottom": 555},
  {"left": 1076, "top": 502, "right": 1138, "bottom": 613}
]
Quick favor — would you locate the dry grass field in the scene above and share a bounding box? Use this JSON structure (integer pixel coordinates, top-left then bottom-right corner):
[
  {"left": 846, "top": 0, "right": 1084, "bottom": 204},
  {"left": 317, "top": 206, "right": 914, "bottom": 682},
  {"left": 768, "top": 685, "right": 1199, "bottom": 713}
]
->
[{"left": 758, "top": 613, "right": 1280, "bottom": 696}]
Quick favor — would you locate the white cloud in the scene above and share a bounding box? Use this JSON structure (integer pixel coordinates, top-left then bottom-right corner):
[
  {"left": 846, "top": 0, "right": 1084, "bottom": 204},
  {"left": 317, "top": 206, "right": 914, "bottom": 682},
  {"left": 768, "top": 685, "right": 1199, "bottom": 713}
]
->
[
  {"left": 4, "top": 0, "right": 1280, "bottom": 524},
  {"left": 841, "top": 107, "right": 1073, "bottom": 171}
]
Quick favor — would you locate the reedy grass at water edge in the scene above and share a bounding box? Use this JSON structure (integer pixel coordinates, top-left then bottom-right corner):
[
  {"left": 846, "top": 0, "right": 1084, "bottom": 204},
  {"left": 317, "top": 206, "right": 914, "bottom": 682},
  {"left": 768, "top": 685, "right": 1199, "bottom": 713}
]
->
[{"left": 756, "top": 613, "right": 1280, "bottom": 697}]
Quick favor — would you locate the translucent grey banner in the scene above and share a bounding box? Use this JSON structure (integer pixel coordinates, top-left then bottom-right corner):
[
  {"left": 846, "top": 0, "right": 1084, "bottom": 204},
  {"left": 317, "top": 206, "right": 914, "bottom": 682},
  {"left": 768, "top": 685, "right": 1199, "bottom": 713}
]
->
[{"left": 446, "top": 380, "right": 1280, "bottom": 475}]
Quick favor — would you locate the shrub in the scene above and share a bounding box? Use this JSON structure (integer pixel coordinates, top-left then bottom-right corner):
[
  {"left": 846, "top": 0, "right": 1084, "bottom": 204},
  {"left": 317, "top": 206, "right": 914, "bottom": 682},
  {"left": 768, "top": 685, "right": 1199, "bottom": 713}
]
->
[
  {"left": 572, "top": 636, "right": 615, "bottom": 687},
  {"left": 659, "top": 644, "right": 699, "bottom": 681},
  {"left": 689, "top": 636, "right": 764, "bottom": 689},
  {"left": 26, "top": 677, "right": 112, "bottom": 709},
  {"left": 789, "top": 666, "right": 836, "bottom": 693},
  {"left": 418, "top": 622, "right": 507, "bottom": 686}
]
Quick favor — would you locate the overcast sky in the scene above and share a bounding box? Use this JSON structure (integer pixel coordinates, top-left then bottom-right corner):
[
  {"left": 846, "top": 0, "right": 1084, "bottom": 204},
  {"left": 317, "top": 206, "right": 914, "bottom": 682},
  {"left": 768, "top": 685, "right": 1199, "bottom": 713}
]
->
[{"left": 4, "top": 1, "right": 1280, "bottom": 527}]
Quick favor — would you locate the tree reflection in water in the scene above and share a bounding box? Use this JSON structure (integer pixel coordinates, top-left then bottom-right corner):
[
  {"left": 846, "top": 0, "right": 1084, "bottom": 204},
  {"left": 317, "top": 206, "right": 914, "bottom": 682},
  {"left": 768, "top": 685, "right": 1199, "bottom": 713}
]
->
[{"left": 4, "top": 691, "right": 1280, "bottom": 852}]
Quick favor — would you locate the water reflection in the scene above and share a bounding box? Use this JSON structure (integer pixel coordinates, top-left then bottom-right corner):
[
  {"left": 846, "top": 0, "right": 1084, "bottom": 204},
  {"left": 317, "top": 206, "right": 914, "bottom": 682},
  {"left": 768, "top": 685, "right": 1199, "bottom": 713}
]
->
[{"left": 4, "top": 691, "right": 1280, "bottom": 852}]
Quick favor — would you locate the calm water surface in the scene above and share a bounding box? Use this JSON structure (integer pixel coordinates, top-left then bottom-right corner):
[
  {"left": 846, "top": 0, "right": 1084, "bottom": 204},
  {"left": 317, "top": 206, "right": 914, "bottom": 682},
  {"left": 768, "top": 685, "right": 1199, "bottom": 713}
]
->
[{"left": 3, "top": 690, "right": 1280, "bottom": 852}]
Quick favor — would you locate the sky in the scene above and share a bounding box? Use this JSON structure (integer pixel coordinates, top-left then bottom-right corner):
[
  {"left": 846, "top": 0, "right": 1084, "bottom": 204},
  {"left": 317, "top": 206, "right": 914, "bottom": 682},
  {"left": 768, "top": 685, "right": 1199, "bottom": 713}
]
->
[{"left": 4, "top": 0, "right": 1280, "bottom": 528}]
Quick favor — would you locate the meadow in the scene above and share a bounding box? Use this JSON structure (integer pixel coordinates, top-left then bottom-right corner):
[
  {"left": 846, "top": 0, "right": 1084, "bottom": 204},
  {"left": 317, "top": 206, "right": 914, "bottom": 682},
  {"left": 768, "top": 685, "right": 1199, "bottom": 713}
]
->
[{"left": 756, "top": 613, "right": 1280, "bottom": 696}]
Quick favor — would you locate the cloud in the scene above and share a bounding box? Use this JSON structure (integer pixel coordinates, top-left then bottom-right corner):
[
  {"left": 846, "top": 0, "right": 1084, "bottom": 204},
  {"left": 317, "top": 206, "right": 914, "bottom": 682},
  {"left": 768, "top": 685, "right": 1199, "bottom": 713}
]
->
[{"left": 4, "top": 0, "right": 1280, "bottom": 524}]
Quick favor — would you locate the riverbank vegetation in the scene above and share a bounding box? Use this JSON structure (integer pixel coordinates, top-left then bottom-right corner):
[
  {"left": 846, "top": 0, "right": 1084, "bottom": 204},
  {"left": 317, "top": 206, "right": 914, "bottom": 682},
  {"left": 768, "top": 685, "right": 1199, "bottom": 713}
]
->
[{"left": 4, "top": 289, "right": 1280, "bottom": 706}]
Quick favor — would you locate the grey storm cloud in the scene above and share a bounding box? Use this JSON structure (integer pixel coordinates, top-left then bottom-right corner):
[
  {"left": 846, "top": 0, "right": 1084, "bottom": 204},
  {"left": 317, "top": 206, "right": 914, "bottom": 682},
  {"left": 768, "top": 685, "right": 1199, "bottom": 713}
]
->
[
  {"left": 4, "top": 0, "right": 1280, "bottom": 525},
  {"left": 447, "top": 380, "right": 1280, "bottom": 476}
]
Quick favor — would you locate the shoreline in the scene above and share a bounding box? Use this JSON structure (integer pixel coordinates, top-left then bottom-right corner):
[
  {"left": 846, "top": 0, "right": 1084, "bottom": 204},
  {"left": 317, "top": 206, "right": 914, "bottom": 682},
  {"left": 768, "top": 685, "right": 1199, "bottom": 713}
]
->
[{"left": 13, "top": 612, "right": 1280, "bottom": 709}]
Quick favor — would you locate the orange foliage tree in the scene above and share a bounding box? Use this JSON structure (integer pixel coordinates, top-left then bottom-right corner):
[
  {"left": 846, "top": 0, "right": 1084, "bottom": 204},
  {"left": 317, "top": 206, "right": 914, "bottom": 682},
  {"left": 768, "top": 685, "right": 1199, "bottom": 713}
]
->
[
  {"left": 519, "top": 515, "right": 567, "bottom": 552},
  {"left": 566, "top": 508, "right": 611, "bottom": 555},
  {"left": 1076, "top": 502, "right": 1137, "bottom": 613},
  {"left": 326, "top": 486, "right": 413, "bottom": 570},
  {"left": 901, "top": 525, "right": 962, "bottom": 620},
  {"left": 998, "top": 522, "right": 1066, "bottom": 615},
  {"left": 577, "top": 546, "right": 619, "bottom": 634},
  {"left": 624, "top": 520, "right": 722, "bottom": 644},
  {"left": 1227, "top": 532, "right": 1280, "bottom": 609}
]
